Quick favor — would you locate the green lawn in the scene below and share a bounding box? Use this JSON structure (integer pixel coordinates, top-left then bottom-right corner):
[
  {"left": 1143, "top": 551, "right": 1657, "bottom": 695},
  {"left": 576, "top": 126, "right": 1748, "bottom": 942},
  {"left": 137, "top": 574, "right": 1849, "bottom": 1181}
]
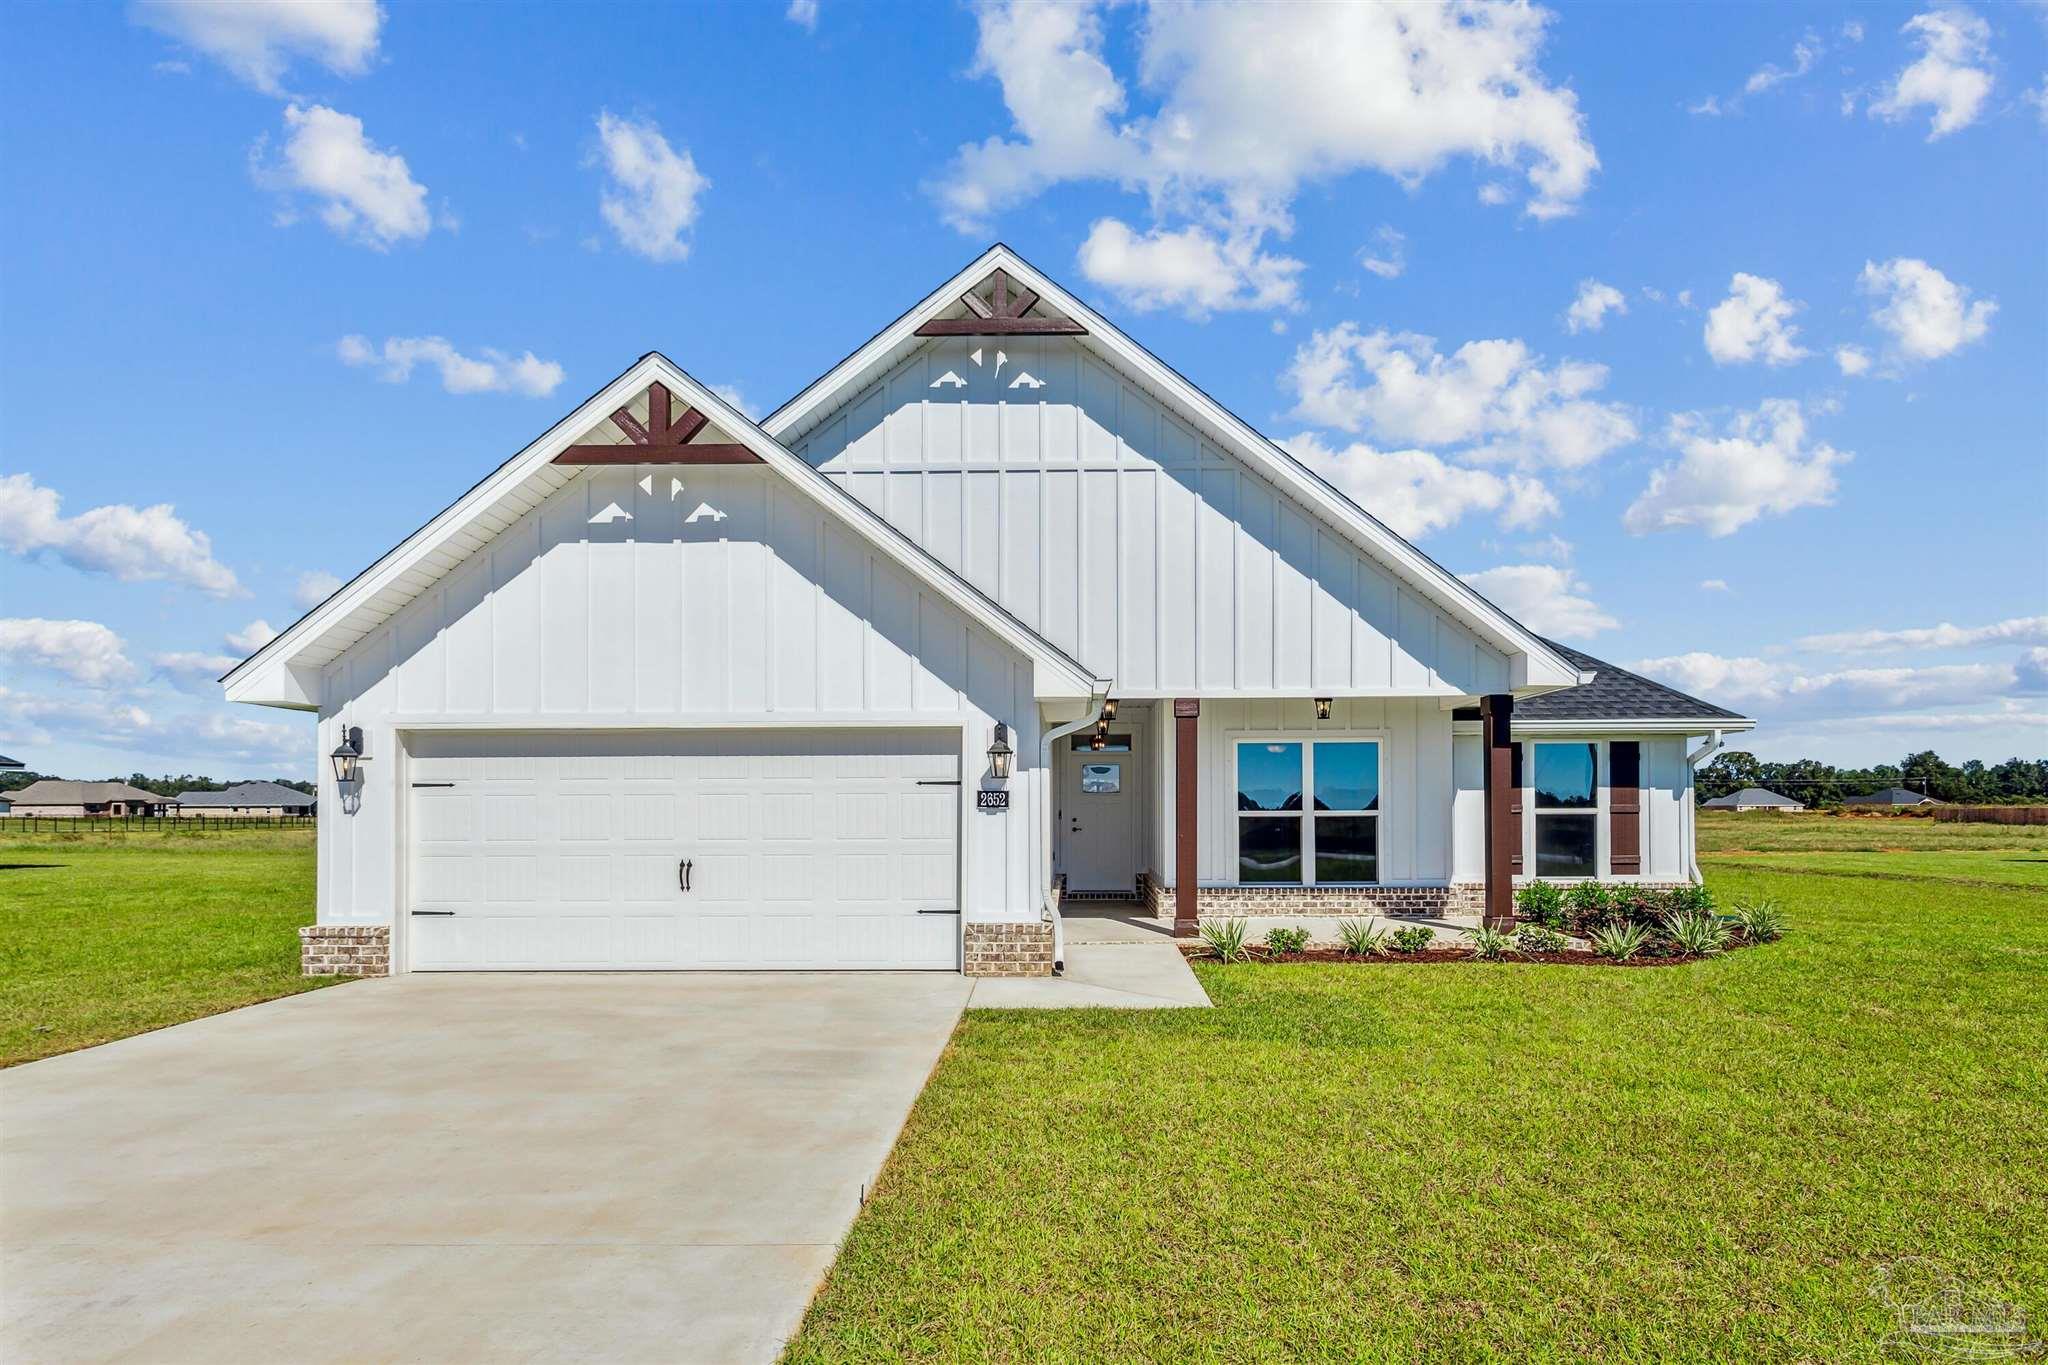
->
[
  {"left": 787, "top": 834, "right": 2048, "bottom": 1361},
  {"left": 0, "top": 825, "right": 330, "bottom": 1067},
  {"left": 1697, "top": 807, "right": 2048, "bottom": 853}
]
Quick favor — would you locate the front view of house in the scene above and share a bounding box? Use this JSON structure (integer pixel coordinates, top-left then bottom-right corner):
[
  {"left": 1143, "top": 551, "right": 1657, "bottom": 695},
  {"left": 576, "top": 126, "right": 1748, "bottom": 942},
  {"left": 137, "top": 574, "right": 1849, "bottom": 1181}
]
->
[{"left": 226, "top": 246, "right": 1752, "bottom": 978}]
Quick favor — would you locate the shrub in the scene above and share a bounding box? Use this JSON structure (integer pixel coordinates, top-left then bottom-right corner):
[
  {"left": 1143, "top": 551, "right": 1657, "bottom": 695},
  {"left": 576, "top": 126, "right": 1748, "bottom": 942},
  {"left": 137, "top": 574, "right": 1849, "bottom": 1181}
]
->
[
  {"left": 1730, "top": 898, "right": 1786, "bottom": 943},
  {"left": 1199, "top": 918, "right": 1251, "bottom": 963},
  {"left": 1390, "top": 925, "right": 1436, "bottom": 954},
  {"left": 1589, "top": 920, "right": 1651, "bottom": 961},
  {"left": 1663, "top": 883, "right": 1716, "bottom": 916},
  {"left": 1515, "top": 881, "right": 1567, "bottom": 930},
  {"left": 1563, "top": 882, "right": 1613, "bottom": 932},
  {"left": 1664, "top": 908, "right": 1731, "bottom": 957},
  {"left": 1263, "top": 926, "right": 1310, "bottom": 957},
  {"left": 1515, "top": 923, "right": 1569, "bottom": 954},
  {"left": 1463, "top": 923, "right": 1517, "bottom": 960},
  {"left": 1336, "top": 919, "right": 1390, "bottom": 956}
]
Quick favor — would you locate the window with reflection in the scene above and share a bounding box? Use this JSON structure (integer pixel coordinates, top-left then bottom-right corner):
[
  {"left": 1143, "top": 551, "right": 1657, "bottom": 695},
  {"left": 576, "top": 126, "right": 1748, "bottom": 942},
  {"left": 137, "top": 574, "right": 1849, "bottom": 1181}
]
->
[
  {"left": 1532, "top": 742, "right": 1598, "bottom": 878},
  {"left": 1234, "top": 739, "right": 1380, "bottom": 884}
]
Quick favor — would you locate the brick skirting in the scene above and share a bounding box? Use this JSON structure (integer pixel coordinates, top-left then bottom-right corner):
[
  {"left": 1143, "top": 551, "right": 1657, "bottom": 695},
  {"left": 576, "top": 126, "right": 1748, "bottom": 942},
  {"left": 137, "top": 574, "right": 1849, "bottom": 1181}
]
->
[
  {"left": 962, "top": 920, "right": 1054, "bottom": 977},
  {"left": 1144, "top": 883, "right": 1487, "bottom": 918},
  {"left": 300, "top": 925, "right": 390, "bottom": 977}
]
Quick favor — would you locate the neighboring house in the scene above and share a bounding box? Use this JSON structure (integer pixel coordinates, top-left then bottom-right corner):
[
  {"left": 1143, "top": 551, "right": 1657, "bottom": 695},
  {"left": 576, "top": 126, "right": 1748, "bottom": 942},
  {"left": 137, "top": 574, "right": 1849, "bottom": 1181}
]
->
[
  {"left": 1702, "top": 787, "right": 1806, "bottom": 812},
  {"left": 225, "top": 245, "right": 1754, "bottom": 979},
  {"left": 0, "top": 755, "right": 19, "bottom": 816},
  {"left": 1845, "top": 787, "right": 1938, "bottom": 808},
  {"left": 0, "top": 754, "right": 22, "bottom": 769},
  {"left": 5, "top": 780, "right": 177, "bottom": 817},
  {"left": 173, "top": 782, "right": 317, "bottom": 817}
]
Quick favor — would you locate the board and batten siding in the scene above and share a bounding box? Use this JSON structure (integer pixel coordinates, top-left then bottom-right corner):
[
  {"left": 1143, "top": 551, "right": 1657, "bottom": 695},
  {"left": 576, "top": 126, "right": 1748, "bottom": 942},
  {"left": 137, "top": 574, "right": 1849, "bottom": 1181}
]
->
[
  {"left": 312, "top": 464, "right": 1047, "bottom": 932},
  {"left": 791, "top": 336, "right": 1512, "bottom": 698},
  {"left": 1450, "top": 732, "right": 1692, "bottom": 883}
]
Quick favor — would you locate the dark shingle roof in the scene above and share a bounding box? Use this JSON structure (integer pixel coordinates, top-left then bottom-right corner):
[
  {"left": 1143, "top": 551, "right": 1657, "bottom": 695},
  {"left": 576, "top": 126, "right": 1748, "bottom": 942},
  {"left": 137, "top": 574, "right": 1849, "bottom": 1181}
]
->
[
  {"left": 1457, "top": 640, "right": 1748, "bottom": 724},
  {"left": 1702, "top": 787, "right": 1802, "bottom": 808},
  {"left": 1844, "top": 787, "right": 1936, "bottom": 806},
  {"left": 0, "top": 754, "right": 22, "bottom": 769},
  {"left": 174, "top": 781, "right": 316, "bottom": 809}
]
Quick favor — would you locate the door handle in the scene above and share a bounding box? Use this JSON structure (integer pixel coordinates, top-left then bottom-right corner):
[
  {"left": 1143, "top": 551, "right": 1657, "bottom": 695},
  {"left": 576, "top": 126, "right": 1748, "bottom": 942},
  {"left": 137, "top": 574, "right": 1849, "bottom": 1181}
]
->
[{"left": 678, "top": 858, "right": 693, "bottom": 892}]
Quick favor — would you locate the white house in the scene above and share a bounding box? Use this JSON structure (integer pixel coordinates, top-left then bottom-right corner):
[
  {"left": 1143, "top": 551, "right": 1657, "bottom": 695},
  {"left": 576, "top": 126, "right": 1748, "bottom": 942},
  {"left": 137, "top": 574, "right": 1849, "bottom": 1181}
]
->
[
  {"left": 226, "top": 246, "right": 1752, "bottom": 978},
  {"left": 1701, "top": 787, "right": 1806, "bottom": 812}
]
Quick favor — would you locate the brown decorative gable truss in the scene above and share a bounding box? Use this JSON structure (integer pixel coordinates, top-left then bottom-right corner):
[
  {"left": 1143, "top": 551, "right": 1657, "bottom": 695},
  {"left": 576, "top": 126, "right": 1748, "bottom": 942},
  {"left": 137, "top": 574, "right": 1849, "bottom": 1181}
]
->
[
  {"left": 914, "top": 268, "right": 1087, "bottom": 337},
  {"left": 554, "top": 383, "right": 762, "bottom": 464}
]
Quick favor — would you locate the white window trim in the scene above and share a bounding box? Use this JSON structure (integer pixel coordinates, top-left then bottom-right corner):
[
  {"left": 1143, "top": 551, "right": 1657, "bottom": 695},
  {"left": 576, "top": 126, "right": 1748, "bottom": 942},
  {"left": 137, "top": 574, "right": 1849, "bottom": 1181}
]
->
[
  {"left": 1524, "top": 739, "right": 1608, "bottom": 881},
  {"left": 1230, "top": 730, "right": 1387, "bottom": 886}
]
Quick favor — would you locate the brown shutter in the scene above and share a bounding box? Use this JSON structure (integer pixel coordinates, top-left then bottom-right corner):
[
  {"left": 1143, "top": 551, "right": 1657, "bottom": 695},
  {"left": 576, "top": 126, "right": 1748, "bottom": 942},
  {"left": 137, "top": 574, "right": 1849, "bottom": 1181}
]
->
[
  {"left": 1508, "top": 743, "right": 1524, "bottom": 875},
  {"left": 1609, "top": 742, "right": 1642, "bottom": 876}
]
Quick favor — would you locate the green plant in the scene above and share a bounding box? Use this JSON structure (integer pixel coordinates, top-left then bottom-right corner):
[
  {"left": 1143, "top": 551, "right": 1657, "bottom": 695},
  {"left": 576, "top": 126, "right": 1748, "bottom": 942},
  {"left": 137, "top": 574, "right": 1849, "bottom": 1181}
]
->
[
  {"left": 1198, "top": 918, "right": 1251, "bottom": 963},
  {"left": 1263, "top": 926, "right": 1310, "bottom": 957},
  {"left": 1563, "top": 882, "right": 1613, "bottom": 931},
  {"left": 1662, "top": 883, "right": 1716, "bottom": 916},
  {"left": 1664, "top": 908, "right": 1731, "bottom": 957},
  {"left": 1515, "top": 881, "right": 1568, "bottom": 930},
  {"left": 1589, "top": 920, "right": 1651, "bottom": 961},
  {"left": 1515, "top": 923, "right": 1568, "bottom": 954},
  {"left": 1730, "top": 898, "right": 1786, "bottom": 943},
  {"left": 1335, "top": 919, "right": 1391, "bottom": 956},
  {"left": 1462, "top": 923, "right": 1517, "bottom": 960},
  {"left": 1390, "top": 925, "right": 1436, "bottom": 954}
]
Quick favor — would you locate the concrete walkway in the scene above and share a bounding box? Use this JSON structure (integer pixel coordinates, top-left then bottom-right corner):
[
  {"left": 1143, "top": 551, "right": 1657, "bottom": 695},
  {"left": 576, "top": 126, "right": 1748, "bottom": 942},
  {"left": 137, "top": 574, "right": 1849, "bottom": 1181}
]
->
[
  {"left": 967, "top": 939, "right": 1212, "bottom": 1010},
  {"left": 1, "top": 972, "right": 971, "bottom": 1364}
]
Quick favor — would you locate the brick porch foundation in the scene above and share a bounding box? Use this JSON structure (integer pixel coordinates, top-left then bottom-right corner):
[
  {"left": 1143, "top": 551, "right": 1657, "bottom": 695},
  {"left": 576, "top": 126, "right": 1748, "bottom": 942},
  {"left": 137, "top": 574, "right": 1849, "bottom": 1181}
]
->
[
  {"left": 300, "top": 925, "right": 390, "bottom": 976},
  {"left": 962, "top": 920, "right": 1055, "bottom": 977}
]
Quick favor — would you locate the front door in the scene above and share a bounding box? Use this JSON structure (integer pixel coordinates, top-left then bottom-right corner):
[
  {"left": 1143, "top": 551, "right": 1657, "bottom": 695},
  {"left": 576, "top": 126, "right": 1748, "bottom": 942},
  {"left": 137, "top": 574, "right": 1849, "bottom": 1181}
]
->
[{"left": 1060, "top": 733, "right": 1140, "bottom": 893}]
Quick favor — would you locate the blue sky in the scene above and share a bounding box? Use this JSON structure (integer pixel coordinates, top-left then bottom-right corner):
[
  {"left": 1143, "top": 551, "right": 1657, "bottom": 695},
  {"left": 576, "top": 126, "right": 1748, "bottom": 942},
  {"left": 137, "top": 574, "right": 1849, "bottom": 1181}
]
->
[{"left": 2, "top": 0, "right": 2044, "bottom": 778}]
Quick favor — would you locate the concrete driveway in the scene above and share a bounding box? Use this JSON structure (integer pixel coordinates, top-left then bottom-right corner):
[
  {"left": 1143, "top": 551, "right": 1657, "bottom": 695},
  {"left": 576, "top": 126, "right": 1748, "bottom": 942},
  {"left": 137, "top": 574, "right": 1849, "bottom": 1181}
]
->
[{"left": 2, "top": 972, "right": 972, "bottom": 1364}]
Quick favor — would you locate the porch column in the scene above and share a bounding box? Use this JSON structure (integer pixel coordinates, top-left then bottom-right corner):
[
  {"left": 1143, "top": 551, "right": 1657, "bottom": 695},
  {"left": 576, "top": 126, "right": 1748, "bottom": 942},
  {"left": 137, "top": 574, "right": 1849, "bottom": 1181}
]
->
[
  {"left": 1480, "top": 693, "right": 1517, "bottom": 930},
  {"left": 1173, "top": 698, "right": 1200, "bottom": 937}
]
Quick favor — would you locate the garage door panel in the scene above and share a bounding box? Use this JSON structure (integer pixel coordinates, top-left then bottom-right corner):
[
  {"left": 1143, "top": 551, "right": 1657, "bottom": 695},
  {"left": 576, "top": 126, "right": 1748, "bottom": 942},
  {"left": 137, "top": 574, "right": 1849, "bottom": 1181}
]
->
[{"left": 558, "top": 794, "right": 611, "bottom": 840}]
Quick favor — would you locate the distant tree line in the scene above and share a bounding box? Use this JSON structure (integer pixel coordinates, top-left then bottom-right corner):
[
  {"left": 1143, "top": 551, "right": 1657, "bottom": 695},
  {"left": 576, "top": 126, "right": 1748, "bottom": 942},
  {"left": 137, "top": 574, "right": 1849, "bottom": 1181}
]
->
[
  {"left": 1698, "top": 750, "right": 2048, "bottom": 807},
  {"left": 0, "top": 772, "right": 316, "bottom": 797}
]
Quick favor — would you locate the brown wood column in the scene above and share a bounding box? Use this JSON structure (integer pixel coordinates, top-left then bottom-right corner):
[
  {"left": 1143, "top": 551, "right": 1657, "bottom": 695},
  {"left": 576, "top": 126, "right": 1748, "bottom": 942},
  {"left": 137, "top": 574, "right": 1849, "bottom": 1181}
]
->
[
  {"left": 1173, "top": 698, "right": 1200, "bottom": 937},
  {"left": 1480, "top": 694, "right": 1517, "bottom": 930}
]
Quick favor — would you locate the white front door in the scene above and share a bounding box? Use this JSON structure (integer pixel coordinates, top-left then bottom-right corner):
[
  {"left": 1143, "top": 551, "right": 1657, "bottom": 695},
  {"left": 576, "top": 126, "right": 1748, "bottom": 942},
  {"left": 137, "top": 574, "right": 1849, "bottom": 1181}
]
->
[
  {"left": 1059, "top": 733, "right": 1141, "bottom": 893},
  {"left": 405, "top": 729, "right": 960, "bottom": 970}
]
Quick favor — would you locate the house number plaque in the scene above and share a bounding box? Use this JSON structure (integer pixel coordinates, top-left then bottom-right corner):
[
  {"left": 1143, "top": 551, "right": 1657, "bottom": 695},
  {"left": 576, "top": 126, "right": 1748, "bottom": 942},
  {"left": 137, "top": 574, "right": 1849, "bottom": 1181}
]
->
[{"left": 976, "top": 790, "right": 1009, "bottom": 811}]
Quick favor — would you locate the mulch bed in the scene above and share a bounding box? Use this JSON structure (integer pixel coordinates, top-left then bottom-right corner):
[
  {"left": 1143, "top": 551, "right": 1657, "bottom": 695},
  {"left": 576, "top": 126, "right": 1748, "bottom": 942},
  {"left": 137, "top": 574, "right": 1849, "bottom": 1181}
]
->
[{"left": 1179, "top": 942, "right": 1761, "bottom": 968}]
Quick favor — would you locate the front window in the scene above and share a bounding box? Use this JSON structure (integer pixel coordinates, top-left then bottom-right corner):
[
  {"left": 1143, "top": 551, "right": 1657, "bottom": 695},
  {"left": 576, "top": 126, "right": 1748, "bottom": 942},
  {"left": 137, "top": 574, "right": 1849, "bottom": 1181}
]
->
[
  {"left": 1235, "top": 739, "right": 1379, "bottom": 884},
  {"left": 1532, "top": 742, "right": 1598, "bottom": 878}
]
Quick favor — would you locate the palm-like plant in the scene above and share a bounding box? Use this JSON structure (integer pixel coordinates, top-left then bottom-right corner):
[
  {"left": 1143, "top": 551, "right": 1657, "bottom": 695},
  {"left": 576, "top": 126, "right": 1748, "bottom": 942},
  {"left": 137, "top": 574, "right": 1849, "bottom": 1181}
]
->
[
  {"left": 1663, "top": 908, "right": 1732, "bottom": 957},
  {"left": 1198, "top": 917, "right": 1251, "bottom": 963},
  {"left": 1336, "top": 918, "right": 1391, "bottom": 956},
  {"left": 1731, "top": 898, "right": 1786, "bottom": 943},
  {"left": 1589, "top": 920, "right": 1651, "bottom": 961},
  {"left": 1462, "top": 923, "right": 1518, "bottom": 961}
]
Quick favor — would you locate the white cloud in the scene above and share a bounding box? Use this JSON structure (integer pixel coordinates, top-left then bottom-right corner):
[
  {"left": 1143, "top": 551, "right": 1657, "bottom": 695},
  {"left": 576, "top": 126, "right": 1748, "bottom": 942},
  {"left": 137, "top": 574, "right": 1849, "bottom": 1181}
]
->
[
  {"left": 294, "top": 570, "right": 344, "bottom": 610},
  {"left": 1701, "top": 578, "right": 1730, "bottom": 592},
  {"left": 1285, "top": 325, "right": 1636, "bottom": 471},
  {"left": 1076, "top": 219, "right": 1303, "bottom": 315},
  {"left": 1357, "top": 226, "right": 1406, "bottom": 280},
  {"left": 0, "top": 618, "right": 136, "bottom": 686},
  {"left": 0, "top": 472, "right": 241, "bottom": 597},
  {"left": 1858, "top": 257, "right": 1996, "bottom": 363},
  {"left": 1460, "top": 564, "right": 1618, "bottom": 640},
  {"left": 1625, "top": 399, "right": 1849, "bottom": 537},
  {"left": 225, "top": 621, "right": 279, "bottom": 655},
  {"left": 786, "top": 0, "right": 818, "bottom": 32},
  {"left": 1798, "top": 615, "right": 2048, "bottom": 655},
  {"left": 1703, "top": 273, "right": 1809, "bottom": 366},
  {"left": 1633, "top": 652, "right": 2029, "bottom": 718},
  {"left": 937, "top": 0, "right": 1596, "bottom": 314},
  {"left": 132, "top": 0, "right": 382, "bottom": 96},
  {"left": 1745, "top": 33, "right": 1823, "bottom": 95},
  {"left": 338, "top": 334, "right": 565, "bottom": 396},
  {"left": 1870, "top": 7, "right": 1994, "bottom": 139},
  {"left": 0, "top": 685, "right": 155, "bottom": 749},
  {"left": 2027, "top": 79, "right": 2048, "bottom": 128},
  {"left": 1835, "top": 344, "right": 1872, "bottom": 376},
  {"left": 182, "top": 710, "right": 312, "bottom": 766},
  {"left": 1563, "top": 279, "right": 1626, "bottom": 334},
  {"left": 1283, "top": 433, "right": 1557, "bottom": 540},
  {"left": 257, "top": 104, "right": 433, "bottom": 248},
  {"left": 592, "top": 111, "right": 708, "bottom": 263},
  {"left": 152, "top": 650, "right": 242, "bottom": 690},
  {"left": 708, "top": 384, "right": 759, "bottom": 421},
  {"left": 1842, "top": 19, "right": 1865, "bottom": 43}
]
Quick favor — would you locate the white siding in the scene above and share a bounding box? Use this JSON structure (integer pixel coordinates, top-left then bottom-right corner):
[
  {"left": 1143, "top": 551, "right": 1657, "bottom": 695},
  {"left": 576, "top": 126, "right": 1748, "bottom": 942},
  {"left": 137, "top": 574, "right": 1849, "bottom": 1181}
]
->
[
  {"left": 1445, "top": 731, "right": 1696, "bottom": 883},
  {"left": 794, "top": 337, "right": 1512, "bottom": 697},
  {"left": 313, "top": 465, "right": 1046, "bottom": 938}
]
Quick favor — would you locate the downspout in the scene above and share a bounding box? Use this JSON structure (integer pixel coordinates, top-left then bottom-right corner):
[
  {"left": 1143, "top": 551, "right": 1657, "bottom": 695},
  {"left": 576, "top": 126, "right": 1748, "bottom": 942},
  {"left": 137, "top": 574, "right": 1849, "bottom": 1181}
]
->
[
  {"left": 1684, "top": 729, "right": 1725, "bottom": 885},
  {"left": 1038, "top": 683, "right": 1112, "bottom": 975}
]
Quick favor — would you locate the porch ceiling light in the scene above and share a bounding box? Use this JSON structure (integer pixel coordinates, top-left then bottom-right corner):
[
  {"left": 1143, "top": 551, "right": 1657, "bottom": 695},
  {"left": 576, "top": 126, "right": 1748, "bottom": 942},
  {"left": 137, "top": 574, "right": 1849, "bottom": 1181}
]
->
[
  {"left": 988, "top": 722, "right": 1014, "bottom": 780},
  {"left": 1090, "top": 731, "right": 1107, "bottom": 751},
  {"left": 329, "top": 725, "right": 364, "bottom": 785},
  {"left": 1315, "top": 698, "right": 1333, "bottom": 720}
]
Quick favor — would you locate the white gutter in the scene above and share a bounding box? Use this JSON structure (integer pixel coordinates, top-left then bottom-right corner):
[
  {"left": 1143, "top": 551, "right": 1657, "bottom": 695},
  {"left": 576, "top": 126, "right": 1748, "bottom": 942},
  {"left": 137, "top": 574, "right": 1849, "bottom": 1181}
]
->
[
  {"left": 1038, "top": 685, "right": 1111, "bottom": 974},
  {"left": 1684, "top": 729, "right": 1727, "bottom": 885}
]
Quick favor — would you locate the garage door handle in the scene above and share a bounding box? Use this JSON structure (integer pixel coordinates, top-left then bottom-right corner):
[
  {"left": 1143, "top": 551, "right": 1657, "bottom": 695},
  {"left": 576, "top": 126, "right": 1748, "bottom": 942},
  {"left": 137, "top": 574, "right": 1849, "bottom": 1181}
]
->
[
  {"left": 678, "top": 858, "right": 693, "bottom": 893},
  {"left": 411, "top": 910, "right": 455, "bottom": 916}
]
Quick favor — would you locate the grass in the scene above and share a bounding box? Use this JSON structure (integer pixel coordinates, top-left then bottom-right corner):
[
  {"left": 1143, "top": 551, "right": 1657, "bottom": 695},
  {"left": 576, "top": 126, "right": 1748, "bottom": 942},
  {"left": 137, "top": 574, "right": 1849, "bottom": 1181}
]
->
[
  {"left": 0, "top": 824, "right": 329, "bottom": 1067},
  {"left": 1697, "top": 807, "right": 2048, "bottom": 853},
  {"left": 787, "top": 825, "right": 2048, "bottom": 1361}
]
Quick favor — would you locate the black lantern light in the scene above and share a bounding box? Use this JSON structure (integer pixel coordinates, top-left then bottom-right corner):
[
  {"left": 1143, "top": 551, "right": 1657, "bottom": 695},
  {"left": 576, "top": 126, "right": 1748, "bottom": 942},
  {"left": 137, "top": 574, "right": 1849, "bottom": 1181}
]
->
[
  {"left": 1100, "top": 698, "right": 1118, "bottom": 721},
  {"left": 1315, "top": 698, "right": 1333, "bottom": 720},
  {"left": 988, "top": 722, "right": 1014, "bottom": 780},
  {"left": 330, "top": 725, "right": 364, "bottom": 785}
]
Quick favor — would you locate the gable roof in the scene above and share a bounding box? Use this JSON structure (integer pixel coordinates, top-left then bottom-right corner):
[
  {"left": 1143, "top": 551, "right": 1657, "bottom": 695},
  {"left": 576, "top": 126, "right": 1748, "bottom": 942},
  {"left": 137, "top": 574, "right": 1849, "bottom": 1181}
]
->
[
  {"left": 0, "top": 754, "right": 22, "bottom": 769},
  {"left": 1454, "top": 640, "right": 1752, "bottom": 733},
  {"left": 1845, "top": 787, "right": 1936, "bottom": 805},
  {"left": 223, "top": 353, "right": 1102, "bottom": 709},
  {"left": 1703, "top": 787, "right": 1802, "bottom": 807},
  {"left": 763, "top": 243, "right": 1584, "bottom": 693},
  {"left": 175, "top": 781, "right": 316, "bottom": 808},
  {"left": 11, "top": 780, "right": 166, "bottom": 805}
]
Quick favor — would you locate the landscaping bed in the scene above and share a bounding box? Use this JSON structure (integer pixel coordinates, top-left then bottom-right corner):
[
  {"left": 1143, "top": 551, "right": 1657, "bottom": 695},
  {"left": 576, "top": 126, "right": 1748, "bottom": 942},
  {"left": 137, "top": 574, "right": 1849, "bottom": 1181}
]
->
[{"left": 1178, "top": 942, "right": 1745, "bottom": 967}]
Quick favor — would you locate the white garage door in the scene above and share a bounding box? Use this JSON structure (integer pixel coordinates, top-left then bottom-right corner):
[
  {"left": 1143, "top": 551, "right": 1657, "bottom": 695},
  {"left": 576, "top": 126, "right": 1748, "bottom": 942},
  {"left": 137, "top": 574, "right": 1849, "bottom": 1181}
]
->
[{"left": 405, "top": 730, "right": 960, "bottom": 970}]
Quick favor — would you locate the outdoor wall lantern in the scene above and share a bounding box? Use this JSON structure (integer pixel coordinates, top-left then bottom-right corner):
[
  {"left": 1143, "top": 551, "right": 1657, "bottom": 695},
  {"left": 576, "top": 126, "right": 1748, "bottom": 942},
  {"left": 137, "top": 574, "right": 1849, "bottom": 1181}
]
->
[
  {"left": 1315, "top": 698, "right": 1333, "bottom": 721},
  {"left": 987, "top": 723, "right": 1014, "bottom": 780},
  {"left": 1100, "top": 698, "right": 1118, "bottom": 721},
  {"left": 330, "top": 725, "right": 365, "bottom": 786}
]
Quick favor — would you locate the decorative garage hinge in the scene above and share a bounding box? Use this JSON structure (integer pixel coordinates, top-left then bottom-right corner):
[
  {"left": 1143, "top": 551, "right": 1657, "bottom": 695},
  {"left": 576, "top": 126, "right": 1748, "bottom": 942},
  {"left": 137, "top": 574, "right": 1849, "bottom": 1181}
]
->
[
  {"left": 554, "top": 382, "right": 764, "bottom": 466},
  {"left": 915, "top": 269, "right": 1087, "bottom": 337}
]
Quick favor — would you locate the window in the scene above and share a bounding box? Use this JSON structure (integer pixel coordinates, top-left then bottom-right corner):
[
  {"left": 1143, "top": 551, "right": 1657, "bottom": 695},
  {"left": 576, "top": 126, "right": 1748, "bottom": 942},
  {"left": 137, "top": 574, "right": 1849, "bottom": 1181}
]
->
[
  {"left": 1069, "top": 732, "right": 1133, "bottom": 752},
  {"left": 1079, "top": 763, "right": 1121, "bottom": 794},
  {"left": 1532, "top": 742, "right": 1598, "bottom": 878},
  {"left": 1234, "top": 739, "right": 1380, "bottom": 884}
]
